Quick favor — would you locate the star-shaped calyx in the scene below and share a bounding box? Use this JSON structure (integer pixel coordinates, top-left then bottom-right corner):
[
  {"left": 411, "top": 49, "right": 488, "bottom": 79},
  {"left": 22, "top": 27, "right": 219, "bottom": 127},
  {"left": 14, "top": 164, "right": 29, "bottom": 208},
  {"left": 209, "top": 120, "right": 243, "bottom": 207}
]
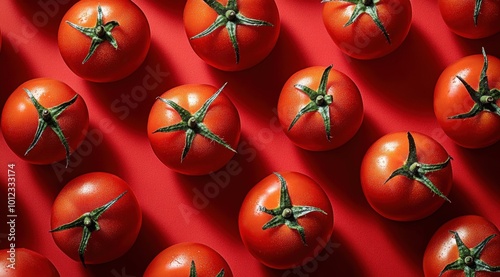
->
[
  {"left": 322, "top": 0, "right": 390, "bottom": 43},
  {"left": 448, "top": 48, "right": 500, "bottom": 120},
  {"left": 50, "top": 191, "right": 127, "bottom": 266},
  {"left": 190, "top": 0, "right": 273, "bottom": 64},
  {"left": 289, "top": 65, "right": 334, "bottom": 141},
  {"left": 259, "top": 173, "right": 327, "bottom": 246},
  {"left": 66, "top": 4, "right": 119, "bottom": 64},
  {"left": 439, "top": 231, "right": 500, "bottom": 276},
  {"left": 189, "top": 260, "right": 225, "bottom": 277},
  {"left": 385, "top": 132, "right": 452, "bottom": 202},
  {"left": 24, "top": 88, "right": 78, "bottom": 167},
  {"left": 153, "top": 83, "right": 236, "bottom": 162}
]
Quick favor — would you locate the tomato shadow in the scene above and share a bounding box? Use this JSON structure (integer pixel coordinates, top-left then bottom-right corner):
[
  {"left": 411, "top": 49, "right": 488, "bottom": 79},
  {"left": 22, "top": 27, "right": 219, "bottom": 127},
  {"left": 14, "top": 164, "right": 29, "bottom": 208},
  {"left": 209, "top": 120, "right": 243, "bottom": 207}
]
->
[
  {"left": 450, "top": 32, "right": 500, "bottom": 57},
  {"left": 145, "top": 0, "right": 186, "bottom": 19},
  {"left": 83, "top": 39, "right": 177, "bottom": 134}
]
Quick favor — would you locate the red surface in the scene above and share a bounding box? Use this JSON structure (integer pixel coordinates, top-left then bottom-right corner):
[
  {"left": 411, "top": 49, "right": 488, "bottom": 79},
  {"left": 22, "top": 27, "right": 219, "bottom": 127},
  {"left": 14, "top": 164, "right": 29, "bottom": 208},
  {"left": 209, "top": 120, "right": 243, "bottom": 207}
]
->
[{"left": 1, "top": 1, "right": 499, "bottom": 276}]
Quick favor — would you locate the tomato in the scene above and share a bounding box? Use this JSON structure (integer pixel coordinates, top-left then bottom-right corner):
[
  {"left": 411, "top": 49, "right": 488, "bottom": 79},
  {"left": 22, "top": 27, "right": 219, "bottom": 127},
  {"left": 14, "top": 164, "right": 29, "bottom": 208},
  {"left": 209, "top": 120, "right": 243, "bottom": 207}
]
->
[
  {"left": 50, "top": 172, "right": 142, "bottom": 265},
  {"left": 277, "top": 65, "right": 363, "bottom": 151},
  {"left": 360, "top": 132, "right": 453, "bottom": 221},
  {"left": 434, "top": 48, "right": 500, "bottom": 149},
  {"left": 147, "top": 83, "right": 241, "bottom": 175},
  {"left": 322, "top": 0, "right": 412, "bottom": 60},
  {"left": 183, "top": 0, "right": 280, "bottom": 71},
  {"left": 144, "top": 242, "right": 233, "bottom": 277},
  {"left": 439, "top": 0, "right": 500, "bottom": 39},
  {"left": 1, "top": 78, "right": 89, "bottom": 166},
  {"left": 0, "top": 248, "right": 59, "bottom": 277},
  {"left": 423, "top": 215, "right": 500, "bottom": 277},
  {"left": 58, "top": 0, "right": 151, "bottom": 82},
  {"left": 238, "top": 172, "right": 334, "bottom": 269}
]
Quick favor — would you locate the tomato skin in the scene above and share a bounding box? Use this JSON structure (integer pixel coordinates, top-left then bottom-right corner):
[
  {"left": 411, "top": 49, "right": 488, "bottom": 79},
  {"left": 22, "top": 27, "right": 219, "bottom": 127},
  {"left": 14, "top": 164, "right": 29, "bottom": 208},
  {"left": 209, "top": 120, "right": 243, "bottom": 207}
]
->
[
  {"left": 434, "top": 54, "right": 500, "bottom": 149},
  {"left": 50, "top": 172, "right": 142, "bottom": 264},
  {"left": 144, "top": 242, "right": 233, "bottom": 277},
  {"left": 423, "top": 215, "right": 500, "bottom": 277},
  {"left": 322, "top": 0, "right": 412, "bottom": 60},
  {"left": 439, "top": 0, "right": 500, "bottom": 39},
  {"left": 0, "top": 248, "right": 60, "bottom": 277},
  {"left": 1, "top": 78, "right": 89, "bottom": 165},
  {"left": 147, "top": 84, "right": 241, "bottom": 175},
  {"left": 277, "top": 66, "right": 363, "bottom": 151},
  {"left": 360, "top": 132, "right": 453, "bottom": 221},
  {"left": 58, "top": 0, "right": 151, "bottom": 82},
  {"left": 238, "top": 172, "right": 334, "bottom": 269},
  {"left": 183, "top": 0, "right": 281, "bottom": 71}
]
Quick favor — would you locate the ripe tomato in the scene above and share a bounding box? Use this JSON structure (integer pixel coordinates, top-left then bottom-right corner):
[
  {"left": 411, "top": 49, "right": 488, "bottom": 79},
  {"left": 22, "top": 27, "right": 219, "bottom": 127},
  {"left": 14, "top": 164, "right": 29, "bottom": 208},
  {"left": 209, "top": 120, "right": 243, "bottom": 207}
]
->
[
  {"left": 1, "top": 78, "right": 89, "bottom": 166},
  {"left": 58, "top": 0, "right": 151, "bottom": 82},
  {"left": 0, "top": 248, "right": 60, "bottom": 277},
  {"left": 277, "top": 65, "right": 363, "bottom": 151},
  {"left": 439, "top": 0, "right": 500, "bottom": 39},
  {"left": 434, "top": 48, "right": 500, "bottom": 149},
  {"left": 50, "top": 172, "right": 142, "bottom": 265},
  {"left": 360, "top": 132, "right": 453, "bottom": 221},
  {"left": 144, "top": 242, "right": 233, "bottom": 277},
  {"left": 322, "top": 0, "right": 412, "bottom": 60},
  {"left": 423, "top": 215, "right": 500, "bottom": 276},
  {"left": 183, "top": 0, "right": 280, "bottom": 71},
  {"left": 147, "top": 83, "right": 241, "bottom": 175},
  {"left": 238, "top": 172, "right": 334, "bottom": 269}
]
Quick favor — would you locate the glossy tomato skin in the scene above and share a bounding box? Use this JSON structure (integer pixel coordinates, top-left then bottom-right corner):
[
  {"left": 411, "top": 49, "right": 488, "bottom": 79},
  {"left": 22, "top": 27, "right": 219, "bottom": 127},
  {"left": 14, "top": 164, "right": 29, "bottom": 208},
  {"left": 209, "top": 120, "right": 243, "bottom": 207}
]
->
[
  {"left": 434, "top": 53, "right": 500, "bottom": 149},
  {"left": 439, "top": 0, "right": 500, "bottom": 39},
  {"left": 360, "top": 132, "right": 453, "bottom": 221},
  {"left": 278, "top": 66, "right": 363, "bottom": 151},
  {"left": 1, "top": 78, "right": 89, "bottom": 165},
  {"left": 58, "top": 0, "right": 151, "bottom": 82},
  {"left": 51, "top": 172, "right": 142, "bottom": 264},
  {"left": 147, "top": 84, "right": 241, "bottom": 175},
  {"left": 423, "top": 215, "right": 500, "bottom": 277},
  {"left": 0, "top": 248, "right": 60, "bottom": 277},
  {"left": 322, "top": 0, "right": 412, "bottom": 60},
  {"left": 144, "top": 242, "right": 233, "bottom": 277},
  {"left": 239, "top": 172, "right": 334, "bottom": 269},
  {"left": 183, "top": 0, "right": 280, "bottom": 71}
]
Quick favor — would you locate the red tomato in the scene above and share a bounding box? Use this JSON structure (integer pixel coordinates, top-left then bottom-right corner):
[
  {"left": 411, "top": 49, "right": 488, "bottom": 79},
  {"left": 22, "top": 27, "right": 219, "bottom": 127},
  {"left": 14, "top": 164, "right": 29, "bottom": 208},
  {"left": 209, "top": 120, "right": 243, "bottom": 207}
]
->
[
  {"left": 360, "top": 132, "right": 453, "bottom": 221},
  {"left": 434, "top": 49, "right": 500, "bottom": 149},
  {"left": 238, "top": 172, "right": 334, "bottom": 269},
  {"left": 439, "top": 0, "right": 500, "bottom": 39},
  {"left": 58, "top": 0, "right": 151, "bottom": 82},
  {"left": 0, "top": 248, "right": 60, "bottom": 277},
  {"left": 277, "top": 65, "right": 363, "bottom": 151},
  {"left": 147, "top": 83, "right": 241, "bottom": 175},
  {"left": 1, "top": 78, "right": 89, "bottom": 166},
  {"left": 50, "top": 172, "right": 142, "bottom": 265},
  {"left": 322, "top": 0, "right": 412, "bottom": 60},
  {"left": 144, "top": 242, "right": 233, "bottom": 277},
  {"left": 183, "top": 0, "right": 280, "bottom": 71},
  {"left": 423, "top": 215, "right": 500, "bottom": 277}
]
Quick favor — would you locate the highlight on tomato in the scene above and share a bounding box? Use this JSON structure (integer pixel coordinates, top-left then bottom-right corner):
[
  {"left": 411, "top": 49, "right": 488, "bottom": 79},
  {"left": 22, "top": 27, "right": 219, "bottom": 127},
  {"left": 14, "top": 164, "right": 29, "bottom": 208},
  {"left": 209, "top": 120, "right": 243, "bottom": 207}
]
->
[
  {"left": 50, "top": 172, "right": 142, "bottom": 266},
  {"left": 183, "top": 0, "right": 281, "bottom": 71},
  {"left": 147, "top": 83, "right": 241, "bottom": 175},
  {"left": 277, "top": 65, "right": 363, "bottom": 151},
  {"left": 322, "top": 0, "right": 412, "bottom": 59},
  {"left": 58, "top": 0, "right": 151, "bottom": 82},
  {"left": 0, "top": 248, "right": 60, "bottom": 277},
  {"left": 144, "top": 242, "right": 233, "bottom": 277},
  {"left": 434, "top": 48, "right": 500, "bottom": 149},
  {"left": 1, "top": 78, "right": 89, "bottom": 167},
  {"left": 360, "top": 132, "right": 453, "bottom": 221},
  {"left": 239, "top": 172, "right": 334, "bottom": 269}
]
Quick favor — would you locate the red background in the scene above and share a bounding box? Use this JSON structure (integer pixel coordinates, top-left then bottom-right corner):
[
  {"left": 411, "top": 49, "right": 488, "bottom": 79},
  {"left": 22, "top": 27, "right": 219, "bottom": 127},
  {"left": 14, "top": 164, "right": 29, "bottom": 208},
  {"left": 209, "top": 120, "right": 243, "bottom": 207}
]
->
[{"left": 1, "top": 0, "right": 499, "bottom": 276}]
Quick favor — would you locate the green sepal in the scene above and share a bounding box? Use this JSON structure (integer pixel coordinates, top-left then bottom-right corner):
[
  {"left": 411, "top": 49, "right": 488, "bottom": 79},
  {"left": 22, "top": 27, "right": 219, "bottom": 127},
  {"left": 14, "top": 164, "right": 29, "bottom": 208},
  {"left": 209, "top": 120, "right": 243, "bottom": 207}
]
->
[
  {"left": 474, "top": 0, "right": 483, "bottom": 26},
  {"left": 50, "top": 191, "right": 128, "bottom": 266},
  {"left": 152, "top": 82, "right": 237, "bottom": 162},
  {"left": 385, "top": 132, "right": 452, "bottom": 203},
  {"left": 189, "top": 260, "right": 225, "bottom": 277},
  {"left": 259, "top": 172, "right": 327, "bottom": 246}
]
